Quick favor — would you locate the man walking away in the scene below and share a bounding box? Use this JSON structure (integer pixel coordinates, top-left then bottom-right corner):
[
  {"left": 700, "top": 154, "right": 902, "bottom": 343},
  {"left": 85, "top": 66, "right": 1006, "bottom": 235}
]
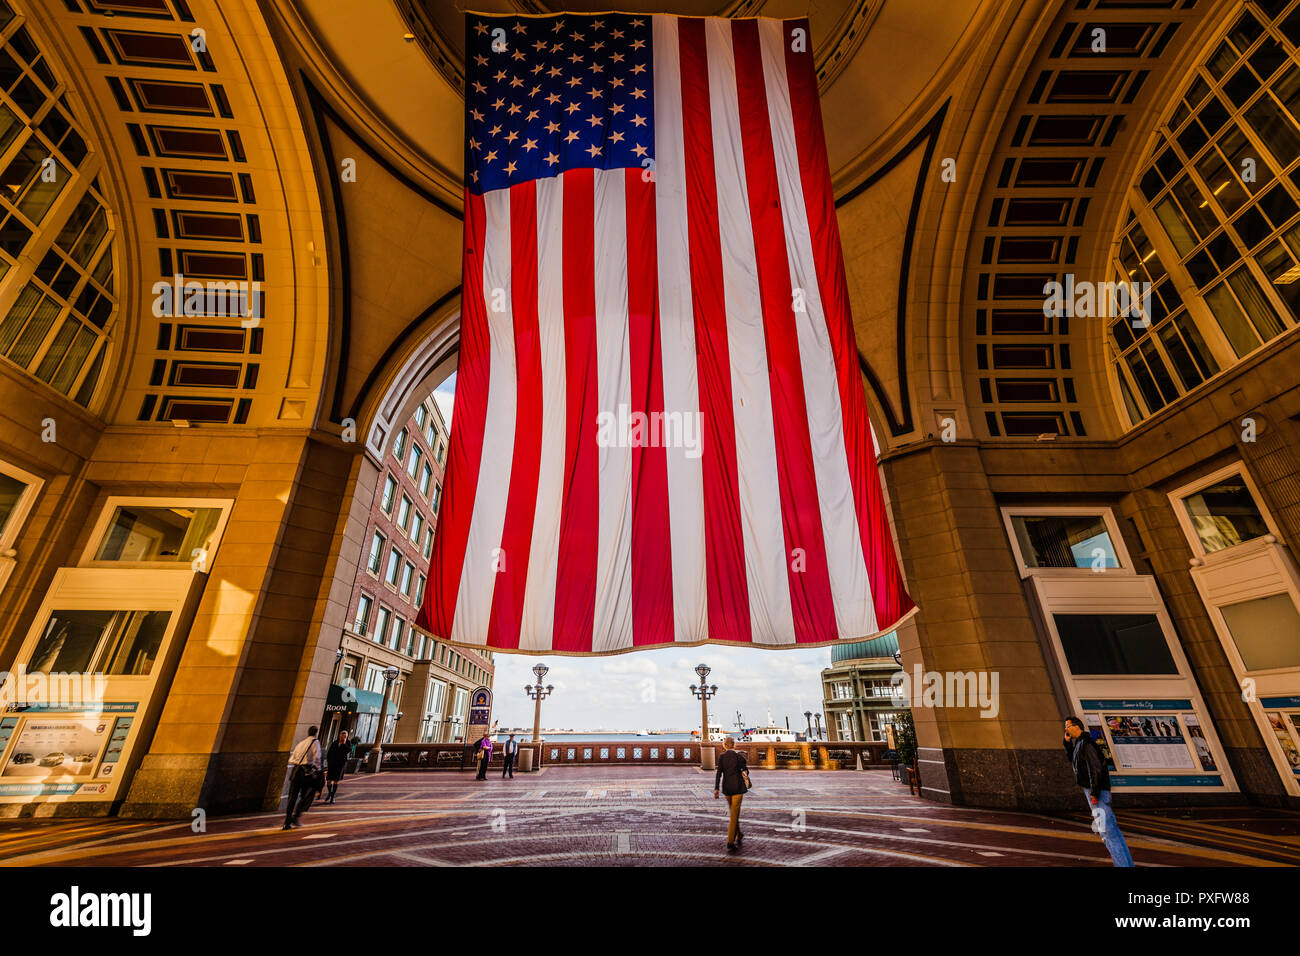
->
[
  {"left": 713, "top": 737, "right": 750, "bottom": 852},
  {"left": 1064, "top": 716, "right": 1133, "bottom": 867},
  {"left": 475, "top": 732, "right": 493, "bottom": 780},
  {"left": 283, "top": 725, "right": 323, "bottom": 830},
  {"left": 502, "top": 734, "right": 518, "bottom": 778}
]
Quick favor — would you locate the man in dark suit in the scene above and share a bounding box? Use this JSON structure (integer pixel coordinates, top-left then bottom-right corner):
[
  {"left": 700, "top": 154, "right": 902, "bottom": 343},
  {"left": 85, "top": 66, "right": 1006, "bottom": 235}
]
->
[
  {"left": 502, "top": 734, "right": 519, "bottom": 778},
  {"left": 713, "top": 737, "right": 750, "bottom": 851}
]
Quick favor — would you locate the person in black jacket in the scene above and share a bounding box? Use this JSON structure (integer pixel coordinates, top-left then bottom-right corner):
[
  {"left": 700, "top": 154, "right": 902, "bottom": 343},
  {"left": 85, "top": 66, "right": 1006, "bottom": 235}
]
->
[
  {"left": 713, "top": 737, "right": 750, "bottom": 851},
  {"left": 1065, "top": 716, "right": 1133, "bottom": 867},
  {"left": 324, "top": 730, "right": 350, "bottom": 804}
]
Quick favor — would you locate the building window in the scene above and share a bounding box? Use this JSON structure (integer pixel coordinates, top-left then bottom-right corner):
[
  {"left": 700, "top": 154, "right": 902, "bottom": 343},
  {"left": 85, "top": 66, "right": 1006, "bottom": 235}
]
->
[
  {"left": 1052, "top": 613, "right": 1179, "bottom": 675},
  {"left": 400, "top": 561, "right": 415, "bottom": 597},
  {"left": 0, "top": 458, "right": 39, "bottom": 544},
  {"left": 419, "top": 462, "right": 433, "bottom": 498},
  {"left": 28, "top": 609, "right": 170, "bottom": 675},
  {"left": 0, "top": 20, "right": 118, "bottom": 408},
  {"left": 415, "top": 574, "right": 426, "bottom": 607},
  {"left": 1219, "top": 593, "right": 1300, "bottom": 670},
  {"left": 432, "top": 483, "right": 442, "bottom": 514},
  {"left": 364, "top": 663, "right": 386, "bottom": 693},
  {"left": 1180, "top": 471, "right": 1270, "bottom": 553},
  {"left": 1110, "top": 4, "right": 1300, "bottom": 426},
  {"left": 830, "top": 680, "right": 852, "bottom": 700},
  {"left": 423, "top": 527, "right": 434, "bottom": 559},
  {"left": 390, "top": 615, "right": 404, "bottom": 651},
  {"left": 1010, "top": 514, "right": 1119, "bottom": 569},
  {"left": 435, "top": 439, "right": 445, "bottom": 464},
  {"left": 354, "top": 593, "right": 373, "bottom": 635},
  {"left": 374, "top": 606, "right": 391, "bottom": 646},
  {"left": 381, "top": 474, "right": 397, "bottom": 514},
  {"left": 414, "top": 404, "right": 427, "bottom": 428},
  {"left": 410, "top": 512, "right": 423, "bottom": 545},
  {"left": 868, "top": 711, "right": 899, "bottom": 742},
  {"left": 367, "top": 531, "right": 385, "bottom": 574},
  {"left": 90, "top": 503, "right": 225, "bottom": 565},
  {"left": 397, "top": 495, "right": 412, "bottom": 532},
  {"left": 394, "top": 428, "right": 407, "bottom": 460},
  {"left": 407, "top": 444, "right": 423, "bottom": 480},
  {"left": 385, "top": 549, "right": 401, "bottom": 587}
]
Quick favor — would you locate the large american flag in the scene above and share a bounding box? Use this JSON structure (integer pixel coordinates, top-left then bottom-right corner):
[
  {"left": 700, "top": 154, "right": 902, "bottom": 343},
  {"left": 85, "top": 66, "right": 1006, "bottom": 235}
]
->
[{"left": 417, "top": 12, "right": 915, "bottom": 654}]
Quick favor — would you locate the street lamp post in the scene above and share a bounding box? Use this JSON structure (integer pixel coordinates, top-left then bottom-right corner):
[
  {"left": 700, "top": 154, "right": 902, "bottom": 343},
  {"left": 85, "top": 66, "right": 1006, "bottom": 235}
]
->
[
  {"left": 804, "top": 710, "right": 813, "bottom": 740},
  {"left": 814, "top": 713, "right": 823, "bottom": 740},
  {"left": 525, "top": 662, "right": 553, "bottom": 743},
  {"left": 369, "top": 664, "right": 400, "bottom": 771},
  {"left": 690, "top": 664, "right": 717, "bottom": 745}
]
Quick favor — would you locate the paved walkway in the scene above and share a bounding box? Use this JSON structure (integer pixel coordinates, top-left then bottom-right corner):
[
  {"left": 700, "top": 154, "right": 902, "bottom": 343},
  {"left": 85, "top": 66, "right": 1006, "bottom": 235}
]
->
[{"left": 0, "top": 768, "right": 1294, "bottom": 867}]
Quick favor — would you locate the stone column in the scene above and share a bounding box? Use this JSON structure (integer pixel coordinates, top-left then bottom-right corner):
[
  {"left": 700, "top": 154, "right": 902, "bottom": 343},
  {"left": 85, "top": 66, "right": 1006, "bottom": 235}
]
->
[{"left": 882, "top": 441, "right": 1078, "bottom": 810}]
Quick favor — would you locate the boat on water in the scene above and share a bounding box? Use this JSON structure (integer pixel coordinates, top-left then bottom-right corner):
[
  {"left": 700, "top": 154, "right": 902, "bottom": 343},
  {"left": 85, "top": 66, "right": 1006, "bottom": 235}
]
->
[
  {"left": 740, "top": 712, "right": 801, "bottom": 743},
  {"left": 690, "top": 720, "right": 729, "bottom": 742}
]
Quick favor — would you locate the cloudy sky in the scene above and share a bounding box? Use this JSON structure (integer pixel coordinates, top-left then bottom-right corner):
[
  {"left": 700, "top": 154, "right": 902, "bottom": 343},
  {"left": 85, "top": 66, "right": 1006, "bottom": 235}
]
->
[
  {"left": 488, "top": 644, "right": 833, "bottom": 733},
  {"left": 425, "top": 373, "right": 832, "bottom": 733}
]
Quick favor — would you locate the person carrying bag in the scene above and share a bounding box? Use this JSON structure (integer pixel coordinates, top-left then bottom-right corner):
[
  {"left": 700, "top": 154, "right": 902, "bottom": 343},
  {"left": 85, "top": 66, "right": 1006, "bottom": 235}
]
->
[
  {"left": 283, "top": 726, "right": 323, "bottom": 830},
  {"left": 712, "top": 737, "right": 751, "bottom": 852}
]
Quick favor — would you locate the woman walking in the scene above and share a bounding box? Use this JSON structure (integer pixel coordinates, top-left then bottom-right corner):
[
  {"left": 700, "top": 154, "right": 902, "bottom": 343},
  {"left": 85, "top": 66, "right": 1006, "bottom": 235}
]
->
[
  {"left": 713, "top": 737, "right": 750, "bottom": 851},
  {"left": 324, "top": 730, "right": 349, "bottom": 804}
]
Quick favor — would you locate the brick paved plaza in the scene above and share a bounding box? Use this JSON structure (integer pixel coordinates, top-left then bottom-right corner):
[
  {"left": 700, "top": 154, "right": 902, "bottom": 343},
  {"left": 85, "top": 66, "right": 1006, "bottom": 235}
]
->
[{"left": 0, "top": 767, "right": 1294, "bottom": 867}]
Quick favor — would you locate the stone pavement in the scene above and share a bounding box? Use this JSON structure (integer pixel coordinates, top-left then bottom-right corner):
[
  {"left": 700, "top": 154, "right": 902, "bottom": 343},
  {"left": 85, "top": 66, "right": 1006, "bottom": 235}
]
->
[{"left": 0, "top": 767, "right": 1294, "bottom": 867}]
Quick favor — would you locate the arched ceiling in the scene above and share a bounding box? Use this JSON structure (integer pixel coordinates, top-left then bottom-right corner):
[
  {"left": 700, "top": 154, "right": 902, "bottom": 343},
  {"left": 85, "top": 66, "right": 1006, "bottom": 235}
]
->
[{"left": 17, "top": 0, "right": 1247, "bottom": 466}]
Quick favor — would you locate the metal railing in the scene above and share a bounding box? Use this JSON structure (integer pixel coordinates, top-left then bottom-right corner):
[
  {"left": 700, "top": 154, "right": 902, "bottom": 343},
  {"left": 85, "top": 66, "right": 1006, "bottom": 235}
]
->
[{"left": 351, "top": 739, "right": 895, "bottom": 771}]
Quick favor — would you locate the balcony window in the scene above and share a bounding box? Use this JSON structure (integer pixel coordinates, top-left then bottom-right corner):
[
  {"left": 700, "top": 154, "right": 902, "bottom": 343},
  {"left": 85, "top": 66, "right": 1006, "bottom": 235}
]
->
[
  {"left": 354, "top": 593, "right": 373, "bottom": 636},
  {"left": 367, "top": 532, "right": 385, "bottom": 574}
]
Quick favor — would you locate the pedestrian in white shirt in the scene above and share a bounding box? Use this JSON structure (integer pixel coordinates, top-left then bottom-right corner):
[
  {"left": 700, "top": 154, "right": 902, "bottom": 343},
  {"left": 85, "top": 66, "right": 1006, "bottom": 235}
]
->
[{"left": 283, "top": 725, "right": 322, "bottom": 830}]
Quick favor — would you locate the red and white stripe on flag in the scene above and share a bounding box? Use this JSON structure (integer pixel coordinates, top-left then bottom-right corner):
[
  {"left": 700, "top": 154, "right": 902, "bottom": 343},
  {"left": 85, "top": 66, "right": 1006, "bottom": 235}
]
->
[{"left": 417, "top": 14, "right": 916, "bottom": 654}]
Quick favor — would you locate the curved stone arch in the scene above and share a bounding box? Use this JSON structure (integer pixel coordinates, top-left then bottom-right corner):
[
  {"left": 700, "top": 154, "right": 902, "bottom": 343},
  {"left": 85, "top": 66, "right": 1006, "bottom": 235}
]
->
[{"left": 360, "top": 299, "right": 462, "bottom": 462}]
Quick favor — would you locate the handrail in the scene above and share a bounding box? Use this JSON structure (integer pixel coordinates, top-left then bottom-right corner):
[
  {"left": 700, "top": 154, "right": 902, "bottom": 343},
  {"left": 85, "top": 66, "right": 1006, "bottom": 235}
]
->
[{"left": 351, "top": 739, "right": 895, "bottom": 771}]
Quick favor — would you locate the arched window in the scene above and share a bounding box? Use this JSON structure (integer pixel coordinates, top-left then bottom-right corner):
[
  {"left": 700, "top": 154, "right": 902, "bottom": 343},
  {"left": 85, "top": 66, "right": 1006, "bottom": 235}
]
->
[
  {"left": 0, "top": 4, "right": 117, "bottom": 407},
  {"left": 1110, "top": 1, "right": 1300, "bottom": 425}
]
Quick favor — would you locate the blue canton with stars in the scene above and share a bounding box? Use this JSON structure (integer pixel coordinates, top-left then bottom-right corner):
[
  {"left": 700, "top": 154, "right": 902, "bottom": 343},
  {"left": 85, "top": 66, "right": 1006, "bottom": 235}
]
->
[{"left": 466, "top": 13, "right": 655, "bottom": 195}]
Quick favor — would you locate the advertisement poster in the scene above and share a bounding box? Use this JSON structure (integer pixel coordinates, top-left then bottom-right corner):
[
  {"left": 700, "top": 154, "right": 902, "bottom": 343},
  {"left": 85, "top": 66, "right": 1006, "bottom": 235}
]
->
[
  {"left": 1182, "top": 714, "right": 1217, "bottom": 772},
  {"left": 0, "top": 718, "right": 108, "bottom": 779},
  {"left": 1104, "top": 713, "right": 1196, "bottom": 770},
  {"left": 1085, "top": 714, "right": 1116, "bottom": 771},
  {"left": 1267, "top": 713, "right": 1300, "bottom": 774}
]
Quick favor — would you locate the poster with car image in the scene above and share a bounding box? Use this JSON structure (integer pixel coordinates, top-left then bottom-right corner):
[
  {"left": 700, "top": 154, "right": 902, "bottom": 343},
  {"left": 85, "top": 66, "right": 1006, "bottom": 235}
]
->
[
  {"left": 1103, "top": 713, "right": 1196, "bottom": 770},
  {"left": 0, "top": 718, "right": 107, "bottom": 778}
]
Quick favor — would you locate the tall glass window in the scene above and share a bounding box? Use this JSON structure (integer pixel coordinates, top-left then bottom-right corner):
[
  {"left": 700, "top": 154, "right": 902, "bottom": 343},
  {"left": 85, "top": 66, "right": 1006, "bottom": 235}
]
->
[
  {"left": 1111, "top": 1, "right": 1300, "bottom": 425},
  {"left": 0, "top": 9, "right": 116, "bottom": 406}
]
